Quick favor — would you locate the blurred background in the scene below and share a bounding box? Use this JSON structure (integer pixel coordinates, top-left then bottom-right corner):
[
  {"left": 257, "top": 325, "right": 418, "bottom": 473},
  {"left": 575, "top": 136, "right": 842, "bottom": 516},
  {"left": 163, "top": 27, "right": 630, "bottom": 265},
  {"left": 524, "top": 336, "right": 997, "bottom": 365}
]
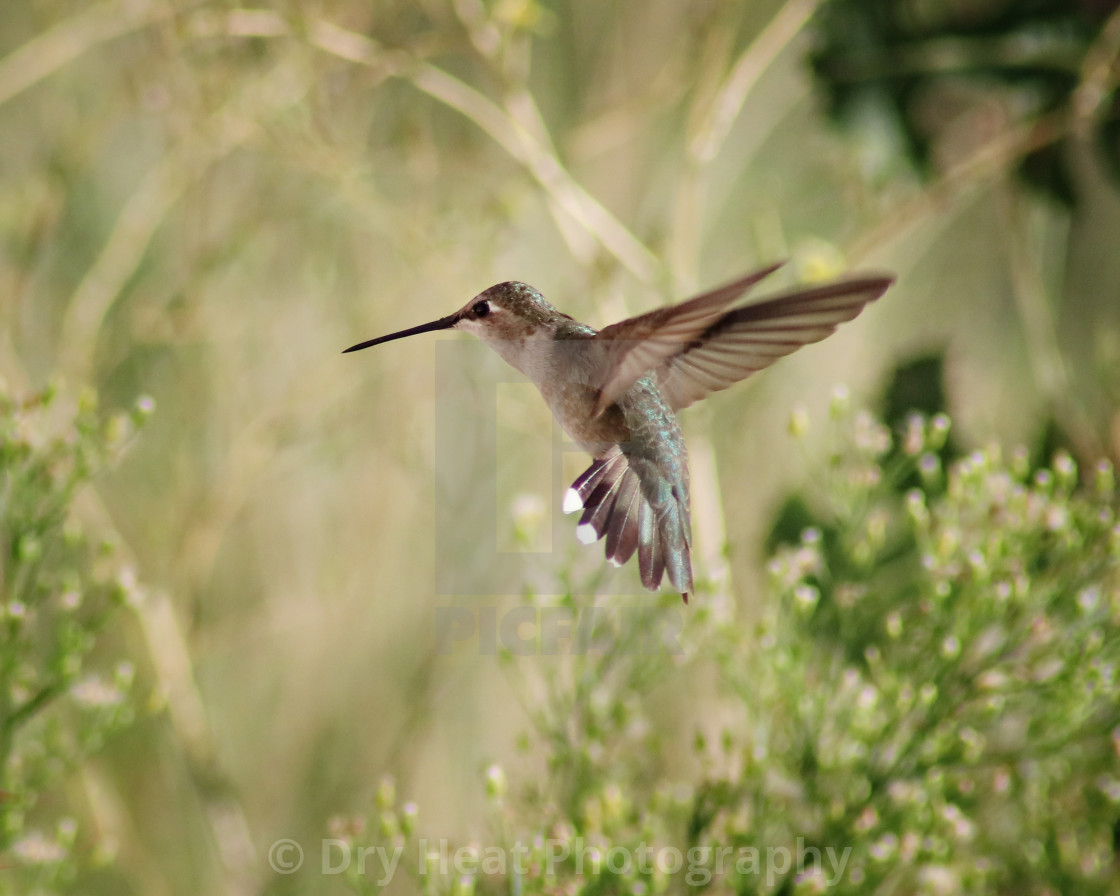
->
[{"left": 1, "top": 0, "right": 1119, "bottom": 893}]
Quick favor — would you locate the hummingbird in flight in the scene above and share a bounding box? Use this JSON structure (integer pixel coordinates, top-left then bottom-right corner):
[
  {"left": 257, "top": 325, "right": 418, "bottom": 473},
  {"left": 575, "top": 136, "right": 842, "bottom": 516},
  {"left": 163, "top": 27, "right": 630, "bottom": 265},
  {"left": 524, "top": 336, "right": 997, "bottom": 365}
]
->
[{"left": 345, "top": 263, "right": 893, "bottom": 601}]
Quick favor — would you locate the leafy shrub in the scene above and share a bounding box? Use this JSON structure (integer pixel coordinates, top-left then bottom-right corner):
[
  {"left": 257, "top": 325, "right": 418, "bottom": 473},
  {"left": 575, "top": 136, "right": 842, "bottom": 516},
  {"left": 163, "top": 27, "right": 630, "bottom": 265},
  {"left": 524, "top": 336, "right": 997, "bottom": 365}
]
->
[
  {"left": 0, "top": 385, "right": 150, "bottom": 889},
  {"left": 329, "top": 397, "right": 1119, "bottom": 896}
]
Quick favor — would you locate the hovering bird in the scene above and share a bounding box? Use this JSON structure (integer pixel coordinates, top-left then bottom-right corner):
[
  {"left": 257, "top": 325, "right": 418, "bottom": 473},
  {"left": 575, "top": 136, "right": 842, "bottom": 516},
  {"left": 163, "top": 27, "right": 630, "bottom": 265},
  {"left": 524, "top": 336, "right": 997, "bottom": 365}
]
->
[{"left": 345, "top": 263, "right": 893, "bottom": 601}]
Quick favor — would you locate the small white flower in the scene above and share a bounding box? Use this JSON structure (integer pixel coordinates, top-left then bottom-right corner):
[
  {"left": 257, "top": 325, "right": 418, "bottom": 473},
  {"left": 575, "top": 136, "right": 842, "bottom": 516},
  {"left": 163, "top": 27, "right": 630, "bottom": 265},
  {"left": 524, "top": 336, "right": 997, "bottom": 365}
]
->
[
  {"left": 71, "top": 675, "right": 125, "bottom": 709},
  {"left": 12, "top": 831, "right": 66, "bottom": 863}
]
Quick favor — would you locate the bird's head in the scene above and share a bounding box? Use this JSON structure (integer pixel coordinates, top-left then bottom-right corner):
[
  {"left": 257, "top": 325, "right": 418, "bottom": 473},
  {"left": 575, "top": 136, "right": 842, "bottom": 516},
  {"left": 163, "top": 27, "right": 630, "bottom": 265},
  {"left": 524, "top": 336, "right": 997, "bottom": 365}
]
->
[{"left": 343, "top": 281, "right": 566, "bottom": 355}]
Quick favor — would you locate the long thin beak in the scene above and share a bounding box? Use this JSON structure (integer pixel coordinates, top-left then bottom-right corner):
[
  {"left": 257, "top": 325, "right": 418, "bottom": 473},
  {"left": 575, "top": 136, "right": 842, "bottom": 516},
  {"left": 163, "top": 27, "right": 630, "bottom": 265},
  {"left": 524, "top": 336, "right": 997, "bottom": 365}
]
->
[{"left": 342, "top": 312, "right": 460, "bottom": 353}]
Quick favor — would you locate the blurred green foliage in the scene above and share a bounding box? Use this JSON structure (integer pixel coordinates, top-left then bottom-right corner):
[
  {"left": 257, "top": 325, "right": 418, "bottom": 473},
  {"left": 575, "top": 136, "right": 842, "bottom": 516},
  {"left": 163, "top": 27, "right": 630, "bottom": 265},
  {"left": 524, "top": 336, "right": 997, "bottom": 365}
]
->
[
  {"left": 0, "top": 385, "right": 149, "bottom": 891},
  {"left": 336, "top": 400, "right": 1120, "bottom": 896},
  {"left": 811, "top": 0, "right": 1120, "bottom": 204}
]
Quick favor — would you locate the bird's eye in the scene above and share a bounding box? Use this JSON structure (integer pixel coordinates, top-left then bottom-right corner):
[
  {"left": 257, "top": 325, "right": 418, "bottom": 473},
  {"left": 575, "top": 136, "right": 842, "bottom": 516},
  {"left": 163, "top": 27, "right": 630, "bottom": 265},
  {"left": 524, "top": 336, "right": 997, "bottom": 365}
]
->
[{"left": 473, "top": 301, "right": 490, "bottom": 317}]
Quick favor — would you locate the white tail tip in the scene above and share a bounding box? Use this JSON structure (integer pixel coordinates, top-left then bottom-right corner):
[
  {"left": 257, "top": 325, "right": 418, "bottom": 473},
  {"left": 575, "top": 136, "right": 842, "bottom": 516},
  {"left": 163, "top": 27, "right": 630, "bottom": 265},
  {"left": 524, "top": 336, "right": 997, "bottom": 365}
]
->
[
  {"left": 575, "top": 523, "right": 598, "bottom": 544},
  {"left": 562, "top": 488, "right": 583, "bottom": 514}
]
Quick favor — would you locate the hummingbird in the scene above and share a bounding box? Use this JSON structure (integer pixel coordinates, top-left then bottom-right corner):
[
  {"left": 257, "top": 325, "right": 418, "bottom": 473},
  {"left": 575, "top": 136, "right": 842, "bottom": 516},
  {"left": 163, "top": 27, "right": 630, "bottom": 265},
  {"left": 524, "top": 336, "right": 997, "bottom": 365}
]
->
[{"left": 344, "top": 262, "right": 893, "bottom": 601}]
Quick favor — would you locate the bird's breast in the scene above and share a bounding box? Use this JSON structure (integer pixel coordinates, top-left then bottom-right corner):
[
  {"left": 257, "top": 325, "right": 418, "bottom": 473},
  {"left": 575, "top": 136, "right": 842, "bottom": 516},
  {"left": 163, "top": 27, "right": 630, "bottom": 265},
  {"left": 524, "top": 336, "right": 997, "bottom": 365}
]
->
[
  {"left": 538, "top": 378, "right": 629, "bottom": 457},
  {"left": 537, "top": 373, "right": 686, "bottom": 468}
]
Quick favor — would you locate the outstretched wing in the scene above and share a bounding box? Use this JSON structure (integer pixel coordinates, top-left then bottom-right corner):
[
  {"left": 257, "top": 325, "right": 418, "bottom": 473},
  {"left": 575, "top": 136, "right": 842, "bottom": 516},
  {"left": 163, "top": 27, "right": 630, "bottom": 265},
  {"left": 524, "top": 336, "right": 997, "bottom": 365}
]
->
[
  {"left": 591, "top": 263, "right": 784, "bottom": 415},
  {"left": 653, "top": 275, "right": 893, "bottom": 410}
]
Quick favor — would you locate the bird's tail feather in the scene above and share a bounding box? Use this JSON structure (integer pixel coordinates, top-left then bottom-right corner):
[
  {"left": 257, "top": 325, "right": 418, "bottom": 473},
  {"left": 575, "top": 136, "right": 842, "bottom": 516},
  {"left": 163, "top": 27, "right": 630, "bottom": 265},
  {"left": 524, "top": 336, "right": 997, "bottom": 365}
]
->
[{"left": 565, "top": 449, "right": 693, "bottom": 598}]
